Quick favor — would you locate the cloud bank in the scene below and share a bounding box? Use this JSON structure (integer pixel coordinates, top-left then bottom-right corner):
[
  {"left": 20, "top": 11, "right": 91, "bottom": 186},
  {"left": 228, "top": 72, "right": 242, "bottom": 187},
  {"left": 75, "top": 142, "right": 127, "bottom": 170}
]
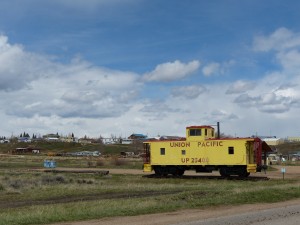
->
[{"left": 1, "top": 27, "right": 300, "bottom": 138}]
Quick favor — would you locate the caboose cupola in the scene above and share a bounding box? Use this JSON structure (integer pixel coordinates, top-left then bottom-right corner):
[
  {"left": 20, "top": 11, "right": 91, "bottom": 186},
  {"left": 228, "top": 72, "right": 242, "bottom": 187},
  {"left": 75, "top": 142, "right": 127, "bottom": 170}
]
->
[{"left": 186, "top": 125, "right": 215, "bottom": 141}]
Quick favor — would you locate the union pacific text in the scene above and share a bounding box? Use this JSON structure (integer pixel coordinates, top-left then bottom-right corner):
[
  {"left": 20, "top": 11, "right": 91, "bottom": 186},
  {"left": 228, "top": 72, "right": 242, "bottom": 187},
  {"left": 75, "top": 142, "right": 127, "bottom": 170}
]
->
[
  {"left": 170, "top": 142, "right": 190, "bottom": 148},
  {"left": 198, "top": 141, "right": 223, "bottom": 147}
]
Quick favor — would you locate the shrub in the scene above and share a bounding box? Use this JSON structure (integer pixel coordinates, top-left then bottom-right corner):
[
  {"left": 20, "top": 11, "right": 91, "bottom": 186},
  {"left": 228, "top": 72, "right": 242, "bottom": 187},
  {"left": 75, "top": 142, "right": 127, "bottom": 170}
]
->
[
  {"left": 96, "top": 159, "right": 105, "bottom": 167},
  {"left": 111, "top": 157, "right": 127, "bottom": 166},
  {"left": 87, "top": 161, "right": 95, "bottom": 167},
  {"left": 77, "top": 179, "right": 94, "bottom": 184},
  {"left": 55, "top": 175, "right": 66, "bottom": 183},
  {"left": 41, "top": 175, "right": 67, "bottom": 185},
  {"left": 9, "top": 179, "right": 23, "bottom": 189}
]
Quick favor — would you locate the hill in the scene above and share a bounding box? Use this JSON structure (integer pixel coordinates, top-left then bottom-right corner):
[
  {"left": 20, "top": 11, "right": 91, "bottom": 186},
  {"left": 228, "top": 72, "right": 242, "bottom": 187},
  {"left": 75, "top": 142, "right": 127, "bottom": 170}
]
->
[{"left": 0, "top": 141, "right": 143, "bottom": 156}]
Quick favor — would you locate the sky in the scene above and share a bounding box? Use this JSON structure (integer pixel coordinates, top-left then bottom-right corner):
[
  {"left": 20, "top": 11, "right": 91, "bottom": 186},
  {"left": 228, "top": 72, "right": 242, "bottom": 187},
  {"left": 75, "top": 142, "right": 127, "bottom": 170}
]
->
[{"left": 1, "top": 0, "right": 300, "bottom": 139}]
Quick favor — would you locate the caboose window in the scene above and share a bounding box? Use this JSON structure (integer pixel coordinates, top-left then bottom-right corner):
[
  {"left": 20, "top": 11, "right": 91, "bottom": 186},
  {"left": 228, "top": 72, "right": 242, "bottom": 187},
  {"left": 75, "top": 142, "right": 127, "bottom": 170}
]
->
[
  {"left": 160, "top": 148, "right": 165, "bottom": 155},
  {"left": 181, "top": 150, "right": 186, "bottom": 155},
  {"left": 228, "top": 147, "right": 234, "bottom": 154},
  {"left": 190, "top": 129, "right": 201, "bottom": 136}
]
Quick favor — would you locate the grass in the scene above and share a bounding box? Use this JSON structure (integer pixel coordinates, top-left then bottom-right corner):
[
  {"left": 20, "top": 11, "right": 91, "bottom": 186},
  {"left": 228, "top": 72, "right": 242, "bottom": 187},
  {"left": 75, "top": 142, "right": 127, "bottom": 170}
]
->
[
  {"left": 0, "top": 153, "right": 299, "bottom": 225},
  {"left": 0, "top": 169, "right": 299, "bottom": 225},
  {"left": 0, "top": 154, "right": 143, "bottom": 169}
]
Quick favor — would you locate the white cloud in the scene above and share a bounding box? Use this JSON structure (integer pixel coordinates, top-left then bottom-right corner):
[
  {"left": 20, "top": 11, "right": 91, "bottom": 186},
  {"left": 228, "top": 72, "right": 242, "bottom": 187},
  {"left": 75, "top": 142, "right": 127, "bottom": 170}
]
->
[
  {"left": 253, "top": 28, "right": 300, "bottom": 74},
  {"left": 253, "top": 27, "right": 300, "bottom": 52},
  {"left": 276, "top": 49, "right": 300, "bottom": 72},
  {"left": 140, "top": 100, "right": 182, "bottom": 121},
  {"left": 171, "top": 85, "right": 207, "bottom": 99},
  {"left": 233, "top": 91, "right": 297, "bottom": 114},
  {"left": 253, "top": 27, "right": 295, "bottom": 52},
  {"left": 0, "top": 35, "right": 54, "bottom": 91},
  {"left": 234, "top": 27, "right": 300, "bottom": 115},
  {"left": 202, "top": 62, "right": 220, "bottom": 76},
  {"left": 0, "top": 34, "right": 141, "bottom": 122},
  {"left": 142, "top": 60, "right": 200, "bottom": 82},
  {"left": 226, "top": 80, "right": 255, "bottom": 94},
  {"left": 202, "top": 60, "right": 235, "bottom": 77}
]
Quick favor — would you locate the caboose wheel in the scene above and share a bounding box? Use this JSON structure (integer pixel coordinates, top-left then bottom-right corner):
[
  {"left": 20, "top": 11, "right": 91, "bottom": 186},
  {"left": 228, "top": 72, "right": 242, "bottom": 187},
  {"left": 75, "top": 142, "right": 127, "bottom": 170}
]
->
[
  {"left": 238, "top": 171, "right": 250, "bottom": 177},
  {"left": 177, "top": 169, "right": 185, "bottom": 176},
  {"left": 237, "top": 167, "right": 250, "bottom": 177},
  {"left": 154, "top": 166, "right": 168, "bottom": 176},
  {"left": 154, "top": 167, "right": 162, "bottom": 176},
  {"left": 219, "top": 167, "right": 229, "bottom": 177},
  {"left": 171, "top": 167, "right": 185, "bottom": 176}
]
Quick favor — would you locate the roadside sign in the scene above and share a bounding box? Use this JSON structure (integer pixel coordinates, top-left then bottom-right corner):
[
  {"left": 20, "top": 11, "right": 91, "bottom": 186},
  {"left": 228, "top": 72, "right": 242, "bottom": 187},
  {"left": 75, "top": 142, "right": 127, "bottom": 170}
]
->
[{"left": 281, "top": 167, "right": 286, "bottom": 180}]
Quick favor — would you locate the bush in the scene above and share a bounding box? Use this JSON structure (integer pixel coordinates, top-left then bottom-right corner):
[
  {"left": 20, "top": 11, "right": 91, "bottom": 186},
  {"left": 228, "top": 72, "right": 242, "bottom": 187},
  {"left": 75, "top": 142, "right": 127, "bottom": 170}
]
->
[
  {"left": 76, "top": 179, "right": 94, "bottom": 184},
  {"left": 9, "top": 179, "right": 23, "bottom": 189},
  {"left": 0, "top": 183, "right": 4, "bottom": 191},
  {"left": 111, "top": 157, "right": 127, "bottom": 166},
  {"left": 87, "top": 161, "right": 95, "bottom": 167},
  {"left": 96, "top": 159, "right": 105, "bottom": 167},
  {"left": 41, "top": 175, "right": 67, "bottom": 185}
]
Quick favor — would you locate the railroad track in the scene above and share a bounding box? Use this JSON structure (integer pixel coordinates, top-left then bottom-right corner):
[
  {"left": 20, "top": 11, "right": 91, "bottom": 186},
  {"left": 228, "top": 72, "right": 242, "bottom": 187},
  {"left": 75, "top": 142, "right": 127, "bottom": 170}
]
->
[{"left": 143, "top": 174, "right": 270, "bottom": 181}]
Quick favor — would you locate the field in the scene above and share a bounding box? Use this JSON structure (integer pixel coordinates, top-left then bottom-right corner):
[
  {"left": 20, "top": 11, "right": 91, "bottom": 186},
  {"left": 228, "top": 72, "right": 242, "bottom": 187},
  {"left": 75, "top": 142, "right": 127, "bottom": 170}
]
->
[{"left": 0, "top": 152, "right": 300, "bottom": 225}]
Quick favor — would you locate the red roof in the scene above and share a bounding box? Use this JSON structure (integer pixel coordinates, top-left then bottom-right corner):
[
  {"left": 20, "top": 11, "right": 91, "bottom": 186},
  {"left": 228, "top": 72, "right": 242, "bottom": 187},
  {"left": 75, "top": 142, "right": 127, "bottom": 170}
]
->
[{"left": 186, "top": 125, "right": 214, "bottom": 129}]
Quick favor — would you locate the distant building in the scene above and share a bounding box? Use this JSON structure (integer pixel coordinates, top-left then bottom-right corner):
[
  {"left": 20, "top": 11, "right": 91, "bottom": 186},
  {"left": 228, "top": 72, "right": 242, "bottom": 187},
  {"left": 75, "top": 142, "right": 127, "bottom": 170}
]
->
[
  {"left": 128, "top": 133, "right": 147, "bottom": 140},
  {"left": 101, "top": 137, "right": 121, "bottom": 144},
  {"left": 287, "top": 136, "right": 300, "bottom": 142},
  {"left": 121, "top": 139, "right": 133, "bottom": 144},
  {"left": 43, "top": 134, "right": 60, "bottom": 141},
  {"left": 0, "top": 139, "right": 9, "bottom": 143},
  {"left": 60, "top": 136, "right": 77, "bottom": 143},
  {"left": 78, "top": 138, "right": 94, "bottom": 144},
  {"left": 262, "top": 137, "right": 284, "bottom": 146},
  {"left": 18, "top": 137, "right": 31, "bottom": 143}
]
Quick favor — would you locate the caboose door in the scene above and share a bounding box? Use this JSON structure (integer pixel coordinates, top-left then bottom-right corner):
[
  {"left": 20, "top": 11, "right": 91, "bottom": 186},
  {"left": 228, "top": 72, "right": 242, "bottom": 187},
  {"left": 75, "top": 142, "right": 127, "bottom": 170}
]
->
[
  {"left": 246, "top": 141, "right": 254, "bottom": 164},
  {"left": 143, "top": 143, "right": 150, "bottom": 164}
]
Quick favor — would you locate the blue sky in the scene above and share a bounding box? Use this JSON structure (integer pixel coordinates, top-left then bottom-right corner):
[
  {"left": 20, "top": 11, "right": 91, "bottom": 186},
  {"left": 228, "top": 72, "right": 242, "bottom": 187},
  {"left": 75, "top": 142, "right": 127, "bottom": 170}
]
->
[{"left": 1, "top": 0, "right": 300, "bottom": 138}]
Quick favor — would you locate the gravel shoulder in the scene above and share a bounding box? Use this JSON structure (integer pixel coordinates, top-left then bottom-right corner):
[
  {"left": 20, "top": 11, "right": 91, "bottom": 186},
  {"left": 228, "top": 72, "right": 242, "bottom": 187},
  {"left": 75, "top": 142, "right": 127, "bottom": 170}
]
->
[{"left": 51, "top": 198, "right": 300, "bottom": 225}]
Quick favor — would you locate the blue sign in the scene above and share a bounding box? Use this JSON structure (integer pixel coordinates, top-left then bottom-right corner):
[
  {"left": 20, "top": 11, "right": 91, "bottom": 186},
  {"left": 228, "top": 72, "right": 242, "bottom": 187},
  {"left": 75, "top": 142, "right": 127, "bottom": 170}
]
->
[{"left": 44, "top": 160, "right": 56, "bottom": 168}]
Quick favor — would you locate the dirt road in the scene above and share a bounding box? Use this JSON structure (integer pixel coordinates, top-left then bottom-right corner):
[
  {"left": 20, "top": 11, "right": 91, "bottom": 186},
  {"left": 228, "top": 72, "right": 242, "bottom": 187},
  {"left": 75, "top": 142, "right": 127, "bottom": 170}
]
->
[{"left": 50, "top": 199, "right": 300, "bottom": 225}]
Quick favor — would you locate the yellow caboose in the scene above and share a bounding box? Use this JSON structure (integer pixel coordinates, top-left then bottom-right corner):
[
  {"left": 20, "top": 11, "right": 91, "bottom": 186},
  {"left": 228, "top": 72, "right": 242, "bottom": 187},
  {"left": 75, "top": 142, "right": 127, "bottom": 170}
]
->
[{"left": 143, "top": 125, "right": 271, "bottom": 177}]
